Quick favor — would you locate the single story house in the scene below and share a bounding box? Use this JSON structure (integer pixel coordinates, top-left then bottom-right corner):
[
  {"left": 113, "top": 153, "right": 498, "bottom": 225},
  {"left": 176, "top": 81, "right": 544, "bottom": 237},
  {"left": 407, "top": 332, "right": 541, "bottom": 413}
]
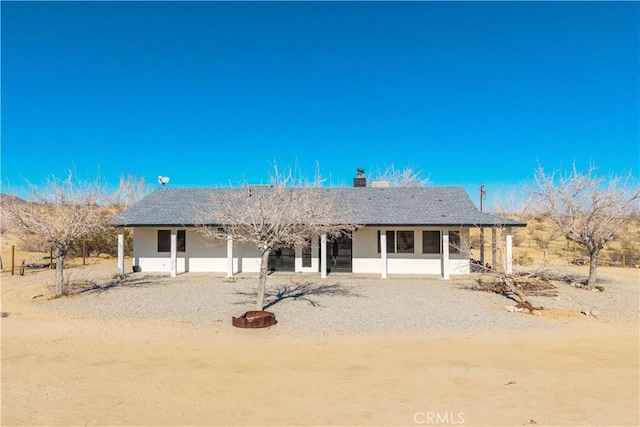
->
[{"left": 111, "top": 182, "right": 526, "bottom": 279}]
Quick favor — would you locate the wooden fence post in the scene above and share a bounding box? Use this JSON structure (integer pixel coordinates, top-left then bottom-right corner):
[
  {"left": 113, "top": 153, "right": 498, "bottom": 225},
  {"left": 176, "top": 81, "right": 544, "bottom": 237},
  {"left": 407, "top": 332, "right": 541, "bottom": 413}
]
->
[
  {"left": 11, "top": 246, "right": 15, "bottom": 276},
  {"left": 50, "top": 247, "right": 53, "bottom": 269},
  {"left": 82, "top": 240, "right": 86, "bottom": 266}
]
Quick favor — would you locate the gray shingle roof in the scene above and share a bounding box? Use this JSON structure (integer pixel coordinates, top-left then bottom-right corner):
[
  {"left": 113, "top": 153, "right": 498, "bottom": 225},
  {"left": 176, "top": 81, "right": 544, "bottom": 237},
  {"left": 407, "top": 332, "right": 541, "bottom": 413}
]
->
[{"left": 111, "top": 187, "right": 526, "bottom": 228}]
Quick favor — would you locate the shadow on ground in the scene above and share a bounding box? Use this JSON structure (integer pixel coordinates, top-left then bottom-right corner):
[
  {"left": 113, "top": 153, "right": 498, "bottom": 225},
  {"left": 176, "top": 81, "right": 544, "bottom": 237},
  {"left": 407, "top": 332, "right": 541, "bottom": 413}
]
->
[
  {"left": 234, "top": 280, "right": 361, "bottom": 309},
  {"left": 67, "top": 274, "right": 161, "bottom": 296}
]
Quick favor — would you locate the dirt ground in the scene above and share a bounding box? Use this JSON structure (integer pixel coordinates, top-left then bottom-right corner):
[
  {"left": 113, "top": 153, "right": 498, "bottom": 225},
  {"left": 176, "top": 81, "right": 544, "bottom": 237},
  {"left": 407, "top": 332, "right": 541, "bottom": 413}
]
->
[{"left": 1, "top": 259, "right": 639, "bottom": 426}]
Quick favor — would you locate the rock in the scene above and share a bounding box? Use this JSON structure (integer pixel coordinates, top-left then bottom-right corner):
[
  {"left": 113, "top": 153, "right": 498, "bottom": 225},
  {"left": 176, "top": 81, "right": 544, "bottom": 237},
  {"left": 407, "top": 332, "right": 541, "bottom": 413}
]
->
[
  {"left": 531, "top": 310, "right": 542, "bottom": 316},
  {"left": 595, "top": 286, "right": 605, "bottom": 292},
  {"left": 505, "top": 305, "right": 518, "bottom": 313},
  {"left": 589, "top": 309, "right": 601, "bottom": 317}
]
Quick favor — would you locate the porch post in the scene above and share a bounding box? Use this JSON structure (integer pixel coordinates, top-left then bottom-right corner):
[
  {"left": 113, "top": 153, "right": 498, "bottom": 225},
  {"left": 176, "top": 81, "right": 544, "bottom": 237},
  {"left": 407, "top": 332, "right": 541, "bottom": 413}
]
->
[
  {"left": 380, "top": 230, "right": 388, "bottom": 279},
  {"left": 491, "top": 227, "right": 497, "bottom": 269},
  {"left": 226, "top": 233, "right": 233, "bottom": 278},
  {"left": 480, "top": 227, "right": 485, "bottom": 265},
  {"left": 442, "top": 229, "right": 450, "bottom": 279},
  {"left": 320, "top": 233, "right": 327, "bottom": 279},
  {"left": 117, "top": 227, "right": 125, "bottom": 276},
  {"left": 505, "top": 227, "right": 513, "bottom": 274},
  {"left": 170, "top": 228, "right": 177, "bottom": 278}
]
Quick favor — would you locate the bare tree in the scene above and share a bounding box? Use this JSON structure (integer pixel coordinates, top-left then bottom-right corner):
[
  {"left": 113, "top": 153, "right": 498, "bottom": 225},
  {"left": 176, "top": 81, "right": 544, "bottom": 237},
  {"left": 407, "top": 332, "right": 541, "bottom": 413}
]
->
[
  {"left": 368, "top": 163, "right": 429, "bottom": 187},
  {"left": 112, "top": 173, "right": 149, "bottom": 209},
  {"left": 527, "top": 164, "right": 640, "bottom": 288},
  {"left": 197, "top": 166, "right": 357, "bottom": 311},
  {"left": 1, "top": 173, "right": 111, "bottom": 296}
]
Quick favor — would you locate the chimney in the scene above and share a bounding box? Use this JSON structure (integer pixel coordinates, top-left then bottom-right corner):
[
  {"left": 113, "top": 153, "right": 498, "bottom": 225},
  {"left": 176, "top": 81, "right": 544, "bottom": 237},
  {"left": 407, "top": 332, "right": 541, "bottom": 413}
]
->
[{"left": 353, "top": 168, "right": 366, "bottom": 187}]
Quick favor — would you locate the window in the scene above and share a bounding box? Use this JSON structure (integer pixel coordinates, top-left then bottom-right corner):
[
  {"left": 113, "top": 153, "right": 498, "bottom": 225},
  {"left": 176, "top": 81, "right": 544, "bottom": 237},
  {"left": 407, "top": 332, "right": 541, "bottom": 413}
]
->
[
  {"left": 422, "top": 231, "right": 441, "bottom": 254},
  {"left": 396, "top": 231, "right": 414, "bottom": 253},
  {"left": 377, "top": 230, "right": 396, "bottom": 253},
  {"left": 157, "top": 230, "right": 186, "bottom": 252},
  {"left": 302, "top": 239, "right": 312, "bottom": 268},
  {"left": 449, "top": 231, "right": 461, "bottom": 254},
  {"left": 377, "top": 230, "right": 414, "bottom": 253}
]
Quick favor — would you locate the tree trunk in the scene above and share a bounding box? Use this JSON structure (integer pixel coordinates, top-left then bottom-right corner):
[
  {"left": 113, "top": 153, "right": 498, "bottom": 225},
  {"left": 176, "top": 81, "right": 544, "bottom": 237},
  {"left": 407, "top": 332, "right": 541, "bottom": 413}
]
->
[
  {"left": 55, "top": 245, "right": 67, "bottom": 297},
  {"left": 586, "top": 249, "right": 599, "bottom": 289},
  {"left": 256, "top": 249, "right": 271, "bottom": 310}
]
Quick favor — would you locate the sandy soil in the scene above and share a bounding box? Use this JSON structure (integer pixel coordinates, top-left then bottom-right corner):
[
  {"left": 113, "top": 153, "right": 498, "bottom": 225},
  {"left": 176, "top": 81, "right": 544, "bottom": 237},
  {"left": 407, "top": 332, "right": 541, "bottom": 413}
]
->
[{"left": 2, "top": 262, "right": 639, "bottom": 426}]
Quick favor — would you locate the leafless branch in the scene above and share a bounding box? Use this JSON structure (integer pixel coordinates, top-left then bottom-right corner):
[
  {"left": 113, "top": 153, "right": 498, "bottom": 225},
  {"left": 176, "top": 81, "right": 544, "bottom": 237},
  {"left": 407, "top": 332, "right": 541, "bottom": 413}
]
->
[{"left": 195, "top": 164, "right": 358, "bottom": 310}]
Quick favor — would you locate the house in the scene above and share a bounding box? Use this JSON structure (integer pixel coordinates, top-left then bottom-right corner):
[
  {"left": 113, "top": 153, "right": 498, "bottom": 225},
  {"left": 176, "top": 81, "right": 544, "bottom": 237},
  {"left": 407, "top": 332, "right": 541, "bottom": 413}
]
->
[{"left": 111, "top": 181, "right": 526, "bottom": 279}]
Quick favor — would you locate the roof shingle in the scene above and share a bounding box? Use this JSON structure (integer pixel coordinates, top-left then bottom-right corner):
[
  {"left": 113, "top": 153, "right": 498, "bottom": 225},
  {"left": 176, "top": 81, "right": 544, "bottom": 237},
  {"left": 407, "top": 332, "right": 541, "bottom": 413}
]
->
[{"left": 111, "top": 186, "right": 526, "bottom": 227}]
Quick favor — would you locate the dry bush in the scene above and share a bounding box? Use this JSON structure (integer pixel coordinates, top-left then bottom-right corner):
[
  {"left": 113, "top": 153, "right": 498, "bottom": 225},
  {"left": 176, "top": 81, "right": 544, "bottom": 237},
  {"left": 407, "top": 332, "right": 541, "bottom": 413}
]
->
[{"left": 513, "top": 251, "right": 534, "bottom": 266}]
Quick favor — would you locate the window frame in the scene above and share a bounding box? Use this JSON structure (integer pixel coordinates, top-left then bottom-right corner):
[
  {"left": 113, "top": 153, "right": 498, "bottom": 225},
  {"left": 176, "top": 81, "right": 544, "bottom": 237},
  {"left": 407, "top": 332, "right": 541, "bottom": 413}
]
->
[
  {"left": 301, "top": 239, "right": 312, "bottom": 268},
  {"left": 377, "top": 230, "right": 396, "bottom": 254},
  {"left": 157, "top": 229, "right": 186, "bottom": 253},
  {"left": 422, "top": 230, "right": 441, "bottom": 254},
  {"left": 396, "top": 230, "right": 415, "bottom": 254}
]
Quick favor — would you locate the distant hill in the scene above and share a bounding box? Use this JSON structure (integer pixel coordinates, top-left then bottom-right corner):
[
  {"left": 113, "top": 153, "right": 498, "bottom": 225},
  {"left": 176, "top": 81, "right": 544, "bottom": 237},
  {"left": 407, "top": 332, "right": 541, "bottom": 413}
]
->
[{"left": 0, "top": 194, "right": 28, "bottom": 205}]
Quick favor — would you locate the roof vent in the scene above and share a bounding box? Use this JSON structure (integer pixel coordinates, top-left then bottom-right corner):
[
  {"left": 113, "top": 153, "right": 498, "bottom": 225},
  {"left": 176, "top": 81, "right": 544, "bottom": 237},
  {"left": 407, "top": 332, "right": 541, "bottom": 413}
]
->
[{"left": 372, "top": 180, "right": 389, "bottom": 188}]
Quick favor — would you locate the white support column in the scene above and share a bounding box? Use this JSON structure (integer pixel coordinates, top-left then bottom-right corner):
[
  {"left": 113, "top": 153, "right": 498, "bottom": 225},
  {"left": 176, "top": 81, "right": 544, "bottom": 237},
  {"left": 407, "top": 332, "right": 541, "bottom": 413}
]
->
[
  {"left": 505, "top": 227, "right": 513, "bottom": 274},
  {"left": 320, "top": 233, "right": 327, "bottom": 279},
  {"left": 480, "top": 227, "right": 485, "bottom": 265},
  {"left": 442, "top": 229, "right": 450, "bottom": 279},
  {"left": 117, "top": 227, "right": 125, "bottom": 276},
  {"left": 226, "top": 234, "right": 233, "bottom": 278},
  {"left": 491, "top": 227, "right": 497, "bottom": 269},
  {"left": 380, "top": 230, "right": 388, "bottom": 279},
  {"left": 170, "top": 228, "right": 177, "bottom": 278}
]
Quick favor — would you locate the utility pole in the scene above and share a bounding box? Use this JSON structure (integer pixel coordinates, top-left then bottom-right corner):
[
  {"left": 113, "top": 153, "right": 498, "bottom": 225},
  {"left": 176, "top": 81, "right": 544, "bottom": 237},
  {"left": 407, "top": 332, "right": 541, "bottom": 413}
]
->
[{"left": 480, "top": 185, "right": 486, "bottom": 266}]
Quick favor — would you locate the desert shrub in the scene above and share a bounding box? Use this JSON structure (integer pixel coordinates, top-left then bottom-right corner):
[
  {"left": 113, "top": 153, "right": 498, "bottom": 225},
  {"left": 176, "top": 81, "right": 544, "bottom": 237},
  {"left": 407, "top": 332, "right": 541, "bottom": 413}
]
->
[
  {"left": 514, "top": 251, "right": 534, "bottom": 266},
  {"left": 70, "top": 228, "right": 133, "bottom": 257},
  {"left": 16, "top": 233, "right": 50, "bottom": 253},
  {"left": 512, "top": 230, "right": 524, "bottom": 247}
]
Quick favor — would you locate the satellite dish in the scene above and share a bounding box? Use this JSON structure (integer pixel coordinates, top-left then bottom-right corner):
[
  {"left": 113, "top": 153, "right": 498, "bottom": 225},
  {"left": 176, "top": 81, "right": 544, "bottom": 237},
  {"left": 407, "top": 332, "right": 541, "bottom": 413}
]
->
[{"left": 158, "top": 176, "right": 170, "bottom": 187}]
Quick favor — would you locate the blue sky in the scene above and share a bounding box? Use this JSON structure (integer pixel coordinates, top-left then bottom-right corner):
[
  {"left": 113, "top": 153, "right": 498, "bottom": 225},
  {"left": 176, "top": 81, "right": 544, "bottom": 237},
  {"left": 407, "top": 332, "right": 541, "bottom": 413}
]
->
[{"left": 2, "top": 1, "right": 638, "bottom": 208}]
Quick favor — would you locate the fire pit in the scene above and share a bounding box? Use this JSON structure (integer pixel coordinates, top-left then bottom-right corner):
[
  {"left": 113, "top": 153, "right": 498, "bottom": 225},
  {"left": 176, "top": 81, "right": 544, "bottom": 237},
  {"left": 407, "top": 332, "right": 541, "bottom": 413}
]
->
[{"left": 232, "top": 311, "right": 277, "bottom": 328}]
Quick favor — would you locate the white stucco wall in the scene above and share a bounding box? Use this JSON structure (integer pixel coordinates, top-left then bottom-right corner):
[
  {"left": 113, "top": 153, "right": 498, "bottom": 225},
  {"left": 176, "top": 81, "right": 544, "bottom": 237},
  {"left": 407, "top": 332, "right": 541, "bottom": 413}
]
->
[
  {"left": 131, "top": 226, "right": 470, "bottom": 276},
  {"left": 352, "top": 227, "right": 470, "bottom": 275},
  {"left": 132, "top": 227, "right": 262, "bottom": 274}
]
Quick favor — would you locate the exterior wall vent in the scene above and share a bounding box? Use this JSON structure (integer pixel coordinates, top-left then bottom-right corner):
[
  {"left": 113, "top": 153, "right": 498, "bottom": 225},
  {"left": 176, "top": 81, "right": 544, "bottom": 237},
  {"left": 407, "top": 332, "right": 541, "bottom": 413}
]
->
[{"left": 372, "top": 181, "right": 390, "bottom": 188}]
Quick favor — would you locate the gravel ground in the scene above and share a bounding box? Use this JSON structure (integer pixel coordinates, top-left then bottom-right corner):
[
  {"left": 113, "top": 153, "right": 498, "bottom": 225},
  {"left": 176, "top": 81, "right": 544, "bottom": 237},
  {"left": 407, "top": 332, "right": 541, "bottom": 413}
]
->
[{"left": 38, "top": 269, "right": 639, "bottom": 336}]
